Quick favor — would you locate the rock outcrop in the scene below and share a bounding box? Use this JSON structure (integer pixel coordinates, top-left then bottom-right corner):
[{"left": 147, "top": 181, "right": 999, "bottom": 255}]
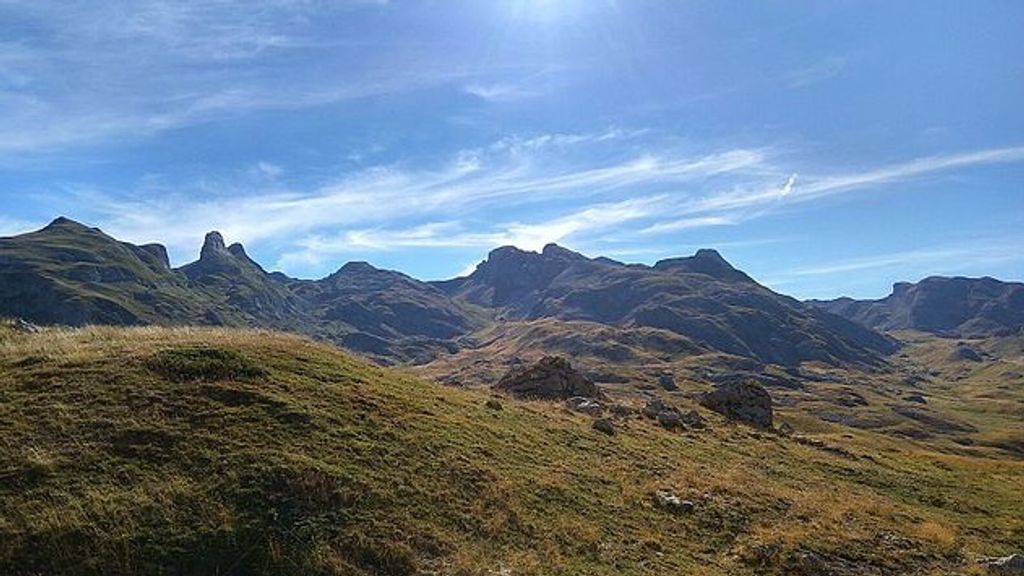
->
[
  {"left": 700, "top": 381, "right": 773, "bottom": 428},
  {"left": 494, "top": 356, "right": 600, "bottom": 400}
]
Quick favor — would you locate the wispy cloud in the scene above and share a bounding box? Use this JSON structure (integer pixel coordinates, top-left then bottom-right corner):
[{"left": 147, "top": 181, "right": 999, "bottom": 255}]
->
[
  {"left": 34, "top": 133, "right": 1024, "bottom": 278},
  {"left": 463, "top": 82, "right": 540, "bottom": 102},
  {"left": 786, "top": 56, "right": 847, "bottom": 88},
  {"left": 0, "top": 0, "right": 488, "bottom": 156},
  {"left": 758, "top": 236, "right": 1024, "bottom": 297},
  {"left": 277, "top": 195, "right": 665, "bottom": 267}
]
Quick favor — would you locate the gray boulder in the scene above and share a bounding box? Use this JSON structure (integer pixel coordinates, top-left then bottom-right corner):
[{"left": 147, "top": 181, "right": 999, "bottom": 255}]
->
[
  {"left": 700, "top": 381, "right": 773, "bottom": 428},
  {"left": 642, "top": 397, "right": 699, "bottom": 430}
]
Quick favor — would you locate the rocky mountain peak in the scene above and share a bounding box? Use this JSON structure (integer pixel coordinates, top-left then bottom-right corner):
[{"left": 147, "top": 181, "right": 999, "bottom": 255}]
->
[
  {"left": 46, "top": 216, "right": 79, "bottom": 228},
  {"left": 200, "top": 231, "right": 227, "bottom": 260},
  {"left": 226, "top": 243, "right": 248, "bottom": 259},
  {"left": 41, "top": 216, "right": 100, "bottom": 236},
  {"left": 338, "top": 261, "right": 380, "bottom": 274},
  {"left": 653, "top": 249, "right": 751, "bottom": 282},
  {"left": 541, "top": 243, "right": 586, "bottom": 261}
]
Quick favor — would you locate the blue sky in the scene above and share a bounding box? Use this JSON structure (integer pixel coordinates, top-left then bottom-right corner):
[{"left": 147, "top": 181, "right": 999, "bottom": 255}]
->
[{"left": 1, "top": 0, "right": 1022, "bottom": 299}]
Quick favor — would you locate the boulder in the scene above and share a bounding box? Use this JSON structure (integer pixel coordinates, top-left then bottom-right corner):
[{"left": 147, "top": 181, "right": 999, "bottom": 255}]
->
[
  {"left": 485, "top": 399, "right": 503, "bottom": 411},
  {"left": 642, "top": 398, "right": 699, "bottom": 430},
  {"left": 700, "top": 381, "right": 773, "bottom": 428},
  {"left": 592, "top": 418, "right": 615, "bottom": 436},
  {"left": 565, "top": 396, "right": 604, "bottom": 416},
  {"left": 494, "top": 356, "right": 601, "bottom": 400}
]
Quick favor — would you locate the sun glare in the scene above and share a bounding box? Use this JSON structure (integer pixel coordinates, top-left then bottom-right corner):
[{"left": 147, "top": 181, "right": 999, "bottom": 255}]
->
[{"left": 504, "top": 0, "right": 586, "bottom": 24}]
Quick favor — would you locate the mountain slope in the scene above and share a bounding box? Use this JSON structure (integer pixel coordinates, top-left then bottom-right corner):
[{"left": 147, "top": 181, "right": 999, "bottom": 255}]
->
[
  {"left": 0, "top": 219, "right": 481, "bottom": 362},
  {"left": 809, "top": 276, "right": 1024, "bottom": 337},
  {"left": 0, "top": 217, "right": 206, "bottom": 325},
  {"left": 179, "top": 231, "right": 312, "bottom": 329},
  {"left": 290, "top": 261, "right": 483, "bottom": 363},
  {"left": 1, "top": 323, "right": 1021, "bottom": 575},
  {"left": 440, "top": 244, "right": 897, "bottom": 366}
]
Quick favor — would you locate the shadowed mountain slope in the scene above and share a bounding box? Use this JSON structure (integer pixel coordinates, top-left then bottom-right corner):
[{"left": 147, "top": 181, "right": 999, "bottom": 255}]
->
[
  {"left": 439, "top": 244, "right": 897, "bottom": 366},
  {"left": 0, "top": 218, "right": 205, "bottom": 326},
  {"left": 809, "top": 276, "right": 1024, "bottom": 337}
]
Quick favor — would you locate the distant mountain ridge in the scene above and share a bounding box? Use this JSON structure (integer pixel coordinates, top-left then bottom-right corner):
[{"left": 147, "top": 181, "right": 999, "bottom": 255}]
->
[
  {"left": 0, "top": 218, "right": 476, "bottom": 363},
  {"left": 1, "top": 217, "right": 903, "bottom": 367},
  {"left": 439, "top": 243, "right": 896, "bottom": 366},
  {"left": 808, "top": 276, "right": 1024, "bottom": 337}
]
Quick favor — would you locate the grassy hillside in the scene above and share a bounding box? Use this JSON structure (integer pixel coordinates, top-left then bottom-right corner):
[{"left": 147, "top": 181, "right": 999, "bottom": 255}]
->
[{"left": 1, "top": 322, "right": 1021, "bottom": 575}]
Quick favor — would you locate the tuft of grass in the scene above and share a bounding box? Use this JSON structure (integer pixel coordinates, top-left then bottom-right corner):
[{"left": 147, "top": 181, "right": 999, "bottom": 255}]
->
[{"left": 146, "top": 346, "right": 267, "bottom": 382}]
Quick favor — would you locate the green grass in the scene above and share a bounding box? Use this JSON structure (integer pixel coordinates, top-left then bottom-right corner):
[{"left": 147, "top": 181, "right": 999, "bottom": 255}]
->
[{"left": 0, "top": 323, "right": 1021, "bottom": 575}]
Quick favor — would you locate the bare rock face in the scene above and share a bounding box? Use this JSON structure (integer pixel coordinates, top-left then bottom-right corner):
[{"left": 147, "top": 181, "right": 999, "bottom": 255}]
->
[
  {"left": 700, "top": 381, "right": 773, "bottom": 428},
  {"left": 494, "top": 356, "right": 601, "bottom": 400}
]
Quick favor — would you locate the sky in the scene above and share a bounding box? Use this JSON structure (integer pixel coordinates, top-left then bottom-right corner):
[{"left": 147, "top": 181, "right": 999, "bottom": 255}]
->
[{"left": 1, "top": 0, "right": 1022, "bottom": 299}]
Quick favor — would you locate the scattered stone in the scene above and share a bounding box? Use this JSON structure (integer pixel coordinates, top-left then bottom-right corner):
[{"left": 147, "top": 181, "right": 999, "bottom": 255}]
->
[
  {"left": 485, "top": 399, "right": 503, "bottom": 411},
  {"left": 778, "top": 421, "right": 795, "bottom": 436},
  {"left": 592, "top": 418, "right": 615, "bottom": 436},
  {"left": 565, "top": 396, "right": 604, "bottom": 416},
  {"left": 984, "top": 554, "right": 1024, "bottom": 574},
  {"left": 642, "top": 397, "right": 691, "bottom": 430},
  {"left": 652, "top": 490, "right": 694, "bottom": 514},
  {"left": 658, "top": 370, "right": 678, "bottom": 391},
  {"left": 700, "top": 381, "right": 773, "bottom": 428},
  {"left": 494, "top": 356, "right": 601, "bottom": 400},
  {"left": 904, "top": 393, "right": 927, "bottom": 404}
]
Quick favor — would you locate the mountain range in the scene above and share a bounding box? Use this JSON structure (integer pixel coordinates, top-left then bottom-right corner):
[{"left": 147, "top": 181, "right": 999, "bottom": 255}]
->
[
  {"left": 3, "top": 218, "right": 1022, "bottom": 373},
  {"left": 809, "top": 276, "right": 1024, "bottom": 337}
]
